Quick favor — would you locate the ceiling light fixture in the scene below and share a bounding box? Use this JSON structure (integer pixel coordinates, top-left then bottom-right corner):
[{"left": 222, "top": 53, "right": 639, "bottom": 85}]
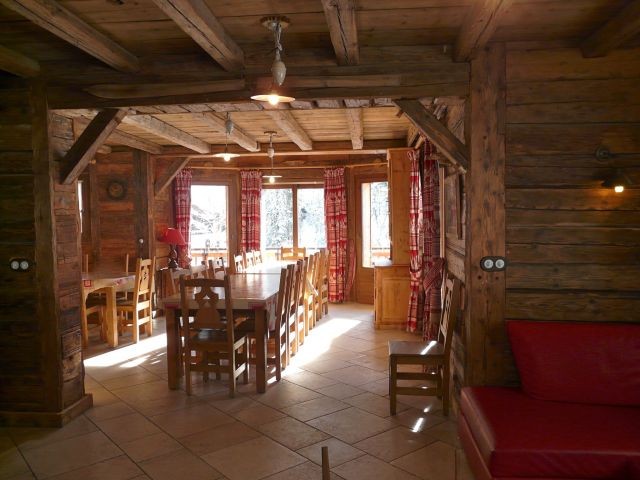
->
[
  {"left": 250, "top": 16, "right": 295, "bottom": 106},
  {"left": 263, "top": 131, "right": 282, "bottom": 184},
  {"left": 213, "top": 113, "right": 240, "bottom": 162},
  {"left": 602, "top": 169, "right": 632, "bottom": 194}
]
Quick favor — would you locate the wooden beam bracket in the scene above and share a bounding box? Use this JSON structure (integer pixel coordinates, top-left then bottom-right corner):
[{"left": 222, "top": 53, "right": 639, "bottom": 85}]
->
[{"left": 155, "top": 158, "right": 189, "bottom": 197}]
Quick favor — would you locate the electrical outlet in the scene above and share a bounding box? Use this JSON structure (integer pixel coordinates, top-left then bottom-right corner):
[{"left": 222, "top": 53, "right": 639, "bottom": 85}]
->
[{"left": 9, "top": 258, "right": 32, "bottom": 271}]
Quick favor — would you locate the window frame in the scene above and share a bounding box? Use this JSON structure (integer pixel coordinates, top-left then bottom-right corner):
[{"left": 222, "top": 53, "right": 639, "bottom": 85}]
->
[
  {"left": 356, "top": 174, "right": 391, "bottom": 269},
  {"left": 189, "top": 182, "right": 231, "bottom": 265}
]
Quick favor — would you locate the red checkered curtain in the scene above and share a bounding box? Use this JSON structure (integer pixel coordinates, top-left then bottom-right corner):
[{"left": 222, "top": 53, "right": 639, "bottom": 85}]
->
[
  {"left": 173, "top": 168, "right": 192, "bottom": 268},
  {"left": 240, "top": 170, "right": 262, "bottom": 252},
  {"left": 421, "top": 141, "right": 443, "bottom": 341},
  {"left": 406, "top": 149, "right": 423, "bottom": 333},
  {"left": 324, "top": 167, "right": 348, "bottom": 302}
]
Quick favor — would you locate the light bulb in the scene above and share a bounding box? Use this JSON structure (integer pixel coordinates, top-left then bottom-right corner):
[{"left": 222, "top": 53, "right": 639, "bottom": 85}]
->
[
  {"left": 267, "top": 94, "right": 280, "bottom": 106},
  {"left": 614, "top": 185, "right": 624, "bottom": 193},
  {"left": 269, "top": 176, "right": 276, "bottom": 184},
  {"left": 267, "top": 146, "right": 275, "bottom": 159},
  {"left": 223, "top": 153, "right": 232, "bottom": 162}
]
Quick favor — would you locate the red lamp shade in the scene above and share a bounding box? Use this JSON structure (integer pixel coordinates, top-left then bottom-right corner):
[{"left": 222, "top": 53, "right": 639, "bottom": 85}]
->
[{"left": 159, "top": 228, "right": 186, "bottom": 246}]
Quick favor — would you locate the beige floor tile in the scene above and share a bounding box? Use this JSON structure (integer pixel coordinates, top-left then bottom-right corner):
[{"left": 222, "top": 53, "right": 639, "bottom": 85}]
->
[
  {"left": 132, "top": 392, "right": 205, "bottom": 417},
  {"left": 333, "top": 454, "right": 420, "bottom": 480},
  {"left": 0, "top": 438, "right": 30, "bottom": 479},
  {"left": 390, "top": 409, "right": 447, "bottom": 433},
  {"left": 231, "top": 405, "right": 286, "bottom": 427},
  {"left": 100, "top": 371, "right": 162, "bottom": 391},
  {"left": 423, "top": 421, "right": 460, "bottom": 448},
  {"left": 314, "top": 383, "right": 365, "bottom": 400},
  {"left": 300, "top": 359, "right": 352, "bottom": 374},
  {"left": 119, "top": 432, "right": 183, "bottom": 462},
  {"left": 358, "top": 378, "right": 392, "bottom": 396},
  {"left": 391, "top": 441, "right": 456, "bottom": 480},
  {"left": 206, "top": 394, "right": 261, "bottom": 414},
  {"left": 86, "top": 387, "right": 121, "bottom": 407},
  {"left": 330, "top": 337, "right": 378, "bottom": 353},
  {"left": 263, "top": 460, "right": 343, "bottom": 479},
  {"left": 93, "top": 413, "right": 162, "bottom": 445},
  {"left": 110, "top": 381, "right": 175, "bottom": 405},
  {"left": 258, "top": 417, "right": 329, "bottom": 450},
  {"left": 281, "top": 371, "right": 338, "bottom": 391},
  {"left": 322, "top": 366, "right": 387, "bottom": 387},
  {"left": 321, "top": 348, "right": 365, "bottom": 362},
  {"left": 140, "top": 449, "right": 223, "bottom": 480},
  {"left": 45, "top": 455, "right": 142, "bottom": 480},
  {"left": 348, "top": 355, "right": 390, "bottom": 372},
  {"left": 354, "top": 427, "right": 435, "bottom": 462},
  {"left": 84, "top": 402, "right": 135, "bottom": 422},
  {"left": 307, "top": 407, "right": 395, "bottom": 444},
  {"left": 281, "top": 397, "right": 349, "bottom": 422},
  {"left": 9, "top": 416, "right": 97, "bottom": 451},
  {"left": 150, "top": 403, "right": 234, "bottom": 438},
  {"left": 296, "top": 437, "right": 365, "bottom": 467},
  {"left": 202, "top": 436, "right": 305, "bottom": 480},
  {"left": 180, "top": 421, "right": 261, "bottom": 456},
  {"left": 20, "top": 430, "right": 122, "bottom": 479},
  {"left": 456, "top": 449, "right": 474, "bottom": 480},
  {"left": 365, "top": 346, "right": 391, "bottom": 358},
  {"left": 397, "top": 395, "right": 443, "bottom": 413},
  {"left": 254, "top": 382, "right": 322, "bottom": 409},
  {"left": 345, "top": 392, "right": 409, "bottom": 418}
]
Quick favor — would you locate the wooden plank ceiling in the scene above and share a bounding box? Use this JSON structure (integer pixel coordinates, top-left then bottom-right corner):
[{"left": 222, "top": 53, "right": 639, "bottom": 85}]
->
[{"left": 1, "top": 0, "right": 639, "bottom": 157}]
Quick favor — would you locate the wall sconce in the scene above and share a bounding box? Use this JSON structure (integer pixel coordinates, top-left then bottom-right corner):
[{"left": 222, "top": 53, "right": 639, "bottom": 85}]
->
[{"left": 602, "top": 169, "right": 631, "bottom": 194}]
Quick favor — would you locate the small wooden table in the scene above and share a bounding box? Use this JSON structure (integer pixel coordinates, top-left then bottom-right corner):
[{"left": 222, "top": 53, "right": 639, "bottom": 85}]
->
[
  {"left": 81, "top": 271, "right": 135, "bottom": 347},
  {"left": 160, "top": 273, "right": 280, "bottom": 393}
]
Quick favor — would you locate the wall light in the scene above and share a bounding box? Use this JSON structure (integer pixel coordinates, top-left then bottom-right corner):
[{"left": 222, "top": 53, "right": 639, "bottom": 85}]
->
[{"left": 602, "top": 169, "right": 631, "bottom": 194}]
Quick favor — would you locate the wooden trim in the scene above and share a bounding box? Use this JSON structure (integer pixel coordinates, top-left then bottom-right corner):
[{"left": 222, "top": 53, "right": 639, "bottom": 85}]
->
[
  {"left": 61, "top": 108, "right": 128, "bottom": 184},
  {"left": 155, "top": 157, "right": 190, "bottom": 197},
  {"left": 199, "top": 112, "right": 259, "bottom": 152},
  {"left": 581, "top": 0, "right": 640, "bottom": 58},
  {"left": 0, "top": 44, "right": 40, "bottom": 77},
  {"left": 264, "top": 110, "right": 313, "bottom": 151},
  {"left": 394, "top": 99, "right": 469, "bottom": 171},
  {"left": 292, "top": 187, "right": 299, "bottom": 249},
  {"left": 72, "top": 116, "right": 164, "bottom": 154},
  {"left": 0, "top": 0, "right": 139, "bottom": 72},
  {"left": 321, "top": 0, "right": 359, "bottom": 66},
  {"left": 453, "top": 0, "right": 514, "bottom": 62},
  {"left": 345, "top": 108, "right": 364, "bottom": 150},
  {"left": 151, "top": 0, "right": 243, "bottom": 71},
  {"left": 122, "top": 114, "right": 211, "bottom": 154},
  {"left": 84, "top": 79, "right": 245, "bottom": 100}
]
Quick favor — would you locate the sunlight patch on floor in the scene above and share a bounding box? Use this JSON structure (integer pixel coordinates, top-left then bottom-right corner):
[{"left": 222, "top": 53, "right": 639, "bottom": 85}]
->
[{"left": 84, "top": 333, "right": 167, "bottom": 368}]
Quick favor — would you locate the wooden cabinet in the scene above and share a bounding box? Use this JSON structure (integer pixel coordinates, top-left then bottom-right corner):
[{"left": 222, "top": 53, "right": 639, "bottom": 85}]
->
[{"left": 374, "top": 264, "right": 411, "bottom": 329}]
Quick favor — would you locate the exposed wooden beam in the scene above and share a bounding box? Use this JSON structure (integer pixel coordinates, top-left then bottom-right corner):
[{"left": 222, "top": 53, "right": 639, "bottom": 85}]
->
[
  {"left": 72, "top": 116, "right": 164, "bottom": 155},
  {"left": 264, "top": 109, "right": 313, "bottom": 151},
  {"left": 581, "top": 0, "right": 640, "bottom": 58},
  {"left": 61, "top": 108, "right": 128, "bottom": 184},
  {"left": 122, "top": 114, "right": 211, "bottom": 154},
  {"left": 0, "top": 0, "right": 139, "bottom": 72},
  {"left": 199, "top": 112, "right": 259, "bottom": 152},
  {"left": 151, "top": 0, "right": 243, "bottom": 71},
  {"left": 454, "top": 0, "right": 514, "bottom": 62},
  {"left": 71, "top": 119, "right": 111, "bottom": 154},
  {"left": 394, "top": 99, "right": 469, "bottom": 171},
  {"left": 0, "top": 44, "right": 40, "bottom": 77},
  {"left": 345, "top": 108, "right": 363, "bottom": 150},
  {"left": 321, "top": 0, "right": 359, "bottom": 65},
  {"left": 155, "top": 157, "right": 189, "bottom": 197},
  {"left": 84, "top": 79, "right": 245, "bottom": 99}
]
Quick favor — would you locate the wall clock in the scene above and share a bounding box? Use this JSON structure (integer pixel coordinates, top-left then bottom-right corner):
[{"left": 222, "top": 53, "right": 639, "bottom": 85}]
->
[{"left": 107, "top": 180, "right": 127, "bottom": 200}]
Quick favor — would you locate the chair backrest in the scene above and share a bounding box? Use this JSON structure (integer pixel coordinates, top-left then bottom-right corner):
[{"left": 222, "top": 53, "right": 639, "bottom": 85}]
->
[
  {"left": 281, "top": 246, "right": 306, "bottom": 260},
  {"left": 438, "top": 274, "right": 461, "bottom": 354},
  {"left": 207, "top": 259, "right": 226, "bottom": 278},
  {"left": 313, "top": 251, "right": 324, "bottom": 291},
  {"left": 295, "top": 259, "right": 306, "bottom": 307},
  {"left": 320, "top": 248, "right": 329, "bottom": 284},
  {"left": 305, "top": 253, "right": 317, "bottom": 297},
  {"left": 133, "top": 257, "right": 156, "bottom": 309},
  {"left": 275, "top": 267, "right": 289, "bottom": 335},
  {"left": 233, "top": 254, "right": 245, "bottom": 273},
  {"left": 254, "top": 250, "right": 263, "bottom": 265},
  {"left": 245, "top": 251, "right": 255, "bottom": 268},
  {"left": 284, "top": 263, "right": 298, "bottom": 319}
]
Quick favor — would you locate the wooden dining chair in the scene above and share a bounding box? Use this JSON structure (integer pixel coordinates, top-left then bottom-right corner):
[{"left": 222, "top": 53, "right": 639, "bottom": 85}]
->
[
  {"left": 244, "top": 251, "right": 256, "bottom": 268},
  {"left": 304, "top": 253, "right": 318, "bottom": 336},
  {"left": 254, "top": 250, "right": 263, "bottom": 265},
  {"left": 180, "top": 275, "right": 249, "bottom": 397},
  {"left": 319, "top": 249, "right": 330, "bottom": 315},
  {"left": 388, "top": 274, "right": 461, "bottom": 416},
  {"left": 281, "top": 246, "right": 306, "bottom": 260},
  {"left": 207, "top": 258, "right": 226, "bottom": 278},
  {"left": 285, "top": 262, "right": 301, "bottom": 360},
  {"left": 80, "top": 290, "right": 106, "bottom": 347},
  {"left": 233, "top": 254, "right": 245, "bottom": 273},
  {"left": 295, "top": 258, "right": 308, "bottom": 347},
  {"left": 312, "top": 251, "right": 325, "bottom": 326},
  {"left": 116, "top": 257, "right": 156, "bottom": 343}
]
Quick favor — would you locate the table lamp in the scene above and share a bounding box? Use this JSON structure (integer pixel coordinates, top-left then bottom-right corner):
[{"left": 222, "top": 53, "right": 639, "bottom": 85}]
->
[{"left": 159, "top": 228, "right": 186, "bottom": 269}]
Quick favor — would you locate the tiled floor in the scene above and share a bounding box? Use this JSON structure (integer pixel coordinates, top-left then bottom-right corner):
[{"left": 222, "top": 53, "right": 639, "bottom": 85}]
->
[{"left": 0, "top": 303, "right": 474, "bottom": 480}]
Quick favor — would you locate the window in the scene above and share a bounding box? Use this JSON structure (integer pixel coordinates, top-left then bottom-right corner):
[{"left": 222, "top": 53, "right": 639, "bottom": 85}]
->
[
  {"left": 362, "top": 181, "right": 390, "bottom": 267},
  {"left": 77, "top": 181, "right": 84, "bottom": 233},
  {"left": 190, "top": 185, "right": 228, "bottom": 263},
  {"left": 261, "top": 186, "right": 326, "bottom": 253}
]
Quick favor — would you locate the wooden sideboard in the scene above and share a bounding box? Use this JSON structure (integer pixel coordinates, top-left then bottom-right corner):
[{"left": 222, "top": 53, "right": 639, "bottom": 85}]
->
[{"left": 374, "top": 264, "right": 411, "bottom": 329}]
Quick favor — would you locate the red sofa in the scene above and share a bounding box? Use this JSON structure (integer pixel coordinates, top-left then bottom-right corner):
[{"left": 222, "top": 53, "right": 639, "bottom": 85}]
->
[{"left": 459, "top": 320, "right": 640, "bottom": 480}]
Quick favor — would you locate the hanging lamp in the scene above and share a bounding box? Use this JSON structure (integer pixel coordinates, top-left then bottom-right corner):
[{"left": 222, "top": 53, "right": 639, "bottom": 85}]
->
[
  {"left": 251, "top": 16, "right": 295, "bottom": 106},
  {"left": 262, "top": 131, "right": 282, "bottom": 183},
  {"left": 213, "top": 113, "right": 240, "bottom": 162}
]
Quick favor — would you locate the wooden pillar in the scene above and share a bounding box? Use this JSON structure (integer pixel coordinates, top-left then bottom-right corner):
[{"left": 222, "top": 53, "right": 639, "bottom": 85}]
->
[
  {"left": 387, "top": 148, "right": 413, "bottom": 265},
  {"left": 464, "top": 43, "right": 509, "bottom": 386},
  {"left": 88, "top": 162, "right": 101, "bottom": 262},
  {"left": 134, "top": 150, "right": 155, "bottom": 259}
]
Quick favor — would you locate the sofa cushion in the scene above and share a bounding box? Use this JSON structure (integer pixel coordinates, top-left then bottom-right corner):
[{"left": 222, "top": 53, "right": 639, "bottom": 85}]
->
[
  {"left": 507, "top": 320, "right": 640, "bottom": 406},
  {"left": 461, "top": 387, "right": 640, "bottom": 479}
]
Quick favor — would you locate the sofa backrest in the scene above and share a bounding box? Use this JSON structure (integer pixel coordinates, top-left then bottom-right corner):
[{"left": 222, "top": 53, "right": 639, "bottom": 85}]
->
[{"left": 507, "top": 320, "right": 640, "bottom": 407}]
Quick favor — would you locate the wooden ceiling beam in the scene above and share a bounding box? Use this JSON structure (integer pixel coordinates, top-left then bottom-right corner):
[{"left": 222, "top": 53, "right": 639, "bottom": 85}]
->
[
  {"left": 72, "top": 116, "right": 164, "bottom": 155},
  {"left": 122, "top": 114, "right": 211, "bottom": 153},
  {"left": 345, "top": 108, "right": 363, "bottom": 150},
  {"left": 155, "top": 157, "right": 189, "bottom": 197},
  {"left": 321, "top": 0, "right": 359, "bottom": 65},
  {"left": 199, "top": 112, "right": 259, "bottom": 152},
  {"left": 0, "top": 44, "right": 40, "bottom": 77},
  {"left": 0, "top": 0, "right": 139, "bottom": 72},
  {"left": 394, "top": 99, "right": 469, "bottom": 171},
  {"left": 581, "top": 0, "right": 640, "bottom": 58},
  {"left": 454, "top": 0, "right": 514, "bottom": 62},
  {"left": 264, "top": 110, "right": 313, "bottom": 151},
  {"left": 150, "top": 0, "right": 243, "bottom": 71},
  {"left": 61, "top": 108, "right": 128, "bottom": 184}
]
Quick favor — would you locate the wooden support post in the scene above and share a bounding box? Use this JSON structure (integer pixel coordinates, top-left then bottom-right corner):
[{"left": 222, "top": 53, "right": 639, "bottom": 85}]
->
[
  {"left": 134, "top": 151, "right": 154, "bottom": 259},
  {"left": 465, "top": 43, "right": 508, "bottom": 386},
  {"left": 88, "top": 162, "right": 101, "bottom": 262}
]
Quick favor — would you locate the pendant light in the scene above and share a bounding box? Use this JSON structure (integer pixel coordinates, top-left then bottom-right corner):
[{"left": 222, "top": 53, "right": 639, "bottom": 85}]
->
[
  {"left": 251, "top": 16, "right": 295, "bottom": 106},
  {"left": 263, "top": 131, "right": 282, "bottom": 183},
  {"left": 213, "top": 113, "right": 240, "bottom": 162}
]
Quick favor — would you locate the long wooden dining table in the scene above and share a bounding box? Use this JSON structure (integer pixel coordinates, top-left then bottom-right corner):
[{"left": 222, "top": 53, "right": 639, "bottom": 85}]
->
[{"left": 160, "top": 273, "right": 281, "bottom": 393}]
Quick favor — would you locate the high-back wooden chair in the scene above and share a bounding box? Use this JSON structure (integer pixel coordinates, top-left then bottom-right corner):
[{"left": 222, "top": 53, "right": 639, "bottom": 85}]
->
[
  {"left": 179, "top": 275, "right": 249, "bottom": 396},
  {"left": 116, "top": 257, "right": 156, "bottom": 343},
  {"left": 244, "top": 250, "right": 256, "bottom": 268},
  {"left": 270, "top": 267, "right": 290, "bottom": 379},
  {"left": 285, "top": 262, "right": 300, "bottom": 361},
  {"left": 295, "top": 258, "right": 308, "bottom": 347},
  {"left": 233, "top": 254, "right": 245, "bottom": 273},
  {"left": 312, "top": 251, "right": 325, "bottom": 326},
  {"left": 304, "top": 253, "right": 318, "bottom": 335},
  {"left": 319, "top": 248, "right": 330, "bottom": 315},
  {"left": 388, "top": 273, "right": 461, "bottom": 416},
  {"left": 254, "top": 250, "right": 263, "bottom": 265},
  {"left": 281, "top": 246, "right": 306, "bottom": 260},
  {"left": 207, "top": 258, "right": 226, "bottom": 278}
]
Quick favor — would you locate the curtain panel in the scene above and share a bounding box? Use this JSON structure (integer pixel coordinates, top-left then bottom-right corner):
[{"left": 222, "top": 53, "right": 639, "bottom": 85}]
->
[
  {"left": 324, "top": 167, "right": 348, "bottom": 302},
  {"left": 421, "top": 141, "right": 443, "bottom": 341},
  {"left": 406, "top": 149, "right": 423, "bottom": 333},
  {"left": 240, "top": 170, "right": 262, "bottom": 252},
  {"left": 173, "top": 168, "right": 192, "bottom": 268}
]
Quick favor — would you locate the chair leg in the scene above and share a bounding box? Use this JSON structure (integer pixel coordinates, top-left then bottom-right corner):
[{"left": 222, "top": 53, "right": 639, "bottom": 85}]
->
[
  {"left": 229, "top": 350, "right": 237, "bottom": 398},
  {"left": 131, "top": 310, "right": 139, "bottom": 343},
  {"left": 389, "top": 356, "right": 398, "bottom": 415},
  {"left": 243, "top": 338, "right": 250, "bottom": 384},
  {"left": 442, "top": 365, "right": 450, "bottom": 417},
  {"left": 185, "top": 352, "right": 192, "bottom": 395},
  {"left": 80, "top": 301, "right": 89, "bottom": 348}
]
